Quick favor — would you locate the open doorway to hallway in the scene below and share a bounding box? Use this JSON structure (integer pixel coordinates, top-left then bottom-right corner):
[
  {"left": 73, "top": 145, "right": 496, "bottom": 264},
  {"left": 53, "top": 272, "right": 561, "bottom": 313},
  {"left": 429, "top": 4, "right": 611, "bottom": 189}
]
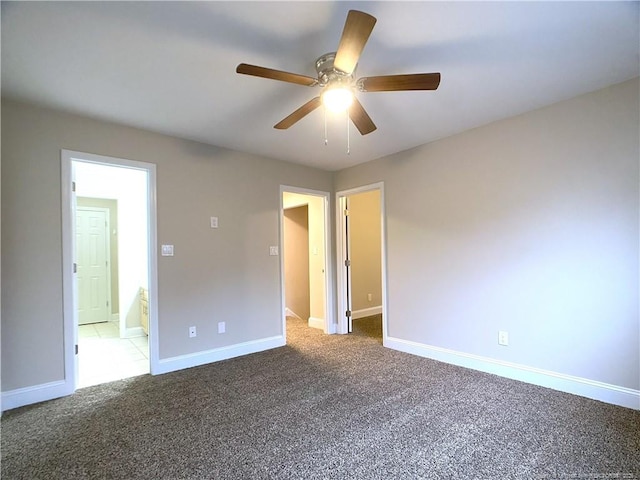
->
[
  {"left": 280, "top": 187, "right": 333, "bottom": 341},
  {"left": 283, "top": 204, "right": 310, "bottom": 322},
  {"left": 70, "top": 157, "right": 151, "bottom": 388},
  {"left": 336, "top": 183, "right": 387, "bottom": 342}
]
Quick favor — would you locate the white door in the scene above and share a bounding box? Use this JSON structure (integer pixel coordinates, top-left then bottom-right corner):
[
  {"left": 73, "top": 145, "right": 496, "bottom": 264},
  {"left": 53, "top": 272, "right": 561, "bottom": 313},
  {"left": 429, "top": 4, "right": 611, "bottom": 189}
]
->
[{"left": 76, "top": 207, "right": 110, "bottom": 325}]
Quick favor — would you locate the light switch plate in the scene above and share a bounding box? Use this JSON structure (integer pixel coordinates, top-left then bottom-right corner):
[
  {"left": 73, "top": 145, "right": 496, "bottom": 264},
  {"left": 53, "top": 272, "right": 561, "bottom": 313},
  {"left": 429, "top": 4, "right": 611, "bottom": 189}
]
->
[
  {"left": 161, "top": 244, "right": 174, "bottom": 256},
  {"left": 269, "top": 246, "right": 279, "bottom": 256},
  {"left": 210, "top": 216, "right": 218, "bottom": 229}
]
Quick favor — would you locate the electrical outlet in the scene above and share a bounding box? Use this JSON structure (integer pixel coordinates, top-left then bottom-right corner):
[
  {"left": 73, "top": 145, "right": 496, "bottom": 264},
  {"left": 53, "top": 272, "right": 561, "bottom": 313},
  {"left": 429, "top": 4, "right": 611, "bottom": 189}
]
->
[
  {"left": 498, "top": 330, "right": 509, "bottom": 346},
  {"left": 218, "top": 322, "right": 226, "bottom": 334},
  {"left": 189, "top": 326, "right": 197, "bottom": 338},
  {"left": 367, "top": 293, "right": 373, "bottom": 302}
]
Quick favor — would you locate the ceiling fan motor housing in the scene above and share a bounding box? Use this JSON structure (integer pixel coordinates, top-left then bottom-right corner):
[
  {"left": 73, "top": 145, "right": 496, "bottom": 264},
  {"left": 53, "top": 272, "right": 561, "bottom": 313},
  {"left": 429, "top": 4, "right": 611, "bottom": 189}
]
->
[{"left": 315, "top": 52, "right": 355, "bottom": 88}]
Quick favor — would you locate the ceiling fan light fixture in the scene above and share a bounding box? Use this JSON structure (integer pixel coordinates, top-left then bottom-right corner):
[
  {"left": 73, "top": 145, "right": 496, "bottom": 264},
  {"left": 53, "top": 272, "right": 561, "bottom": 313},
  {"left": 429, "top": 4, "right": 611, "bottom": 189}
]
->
[
  {"left": 236, "top": 10, "right": 440, "bottom": 137},
  {"left": 322, "top": 86, "right": 354, "bottom": 113}
]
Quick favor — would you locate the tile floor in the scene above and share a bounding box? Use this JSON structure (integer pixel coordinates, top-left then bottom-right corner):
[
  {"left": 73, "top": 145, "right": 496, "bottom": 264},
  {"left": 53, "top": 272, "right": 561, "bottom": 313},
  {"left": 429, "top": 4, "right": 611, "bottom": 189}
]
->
[{"left": 78, "top": 321, "right": 149, "bottom": 388}]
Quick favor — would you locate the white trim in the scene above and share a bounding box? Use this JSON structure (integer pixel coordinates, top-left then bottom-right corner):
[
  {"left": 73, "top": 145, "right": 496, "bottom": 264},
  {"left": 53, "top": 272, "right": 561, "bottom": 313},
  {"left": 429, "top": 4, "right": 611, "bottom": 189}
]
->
[
  {"left": 285, "top": 308, "right": 302, "bottom": 320},
  {"left": 111, "top": 314, "right": 120, "bottom": 322},
  {"left": 325, "top": 322, "right": 337, "bottom": 335},
  {"left": 335, "top": 183, "right": 388, "bottom": 340},
  {"left": 336, "top": 195, "right": 349, "bottom": 334},
  {"left": 280, "top": 186, "right": 334, "bottom": 339},
  {"left": 352, "top": 306, "right": 382, "bottom": 319},
  {"left": 308, "top": 317, "right": 325, "bottom": 330},
  {"left": 61, "top": 153, "right": 78, "bottom": 397},
  {"left": 122, "top": 327, "right": 146, "bottom": 338},
  {"left": 2, "top": 380, "right": 71, "bottom": 412},
  {"left": 154, "top": 336, "right": 285, "bottom": 375},
  {"left": 385, "top": 336, "right": 640, "bottom": 410}
]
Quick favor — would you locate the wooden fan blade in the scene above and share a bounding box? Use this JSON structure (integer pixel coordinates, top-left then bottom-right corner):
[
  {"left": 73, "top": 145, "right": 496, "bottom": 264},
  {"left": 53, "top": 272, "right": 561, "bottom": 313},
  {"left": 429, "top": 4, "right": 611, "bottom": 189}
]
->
[
  {"left": 274, "top": 97, "right": 322, "bottom": 129},
  {"left": 348, "top": 98, "right": 377, "bottom": 135},
  {"left": 334, "top": 10, "right": 377, "bottom": 75},
  {"left": 236, "top": 63, "right": 317, "bottom": 86},
  {"left": 358, "top": 73, "right": 441, "bottom": 92}
]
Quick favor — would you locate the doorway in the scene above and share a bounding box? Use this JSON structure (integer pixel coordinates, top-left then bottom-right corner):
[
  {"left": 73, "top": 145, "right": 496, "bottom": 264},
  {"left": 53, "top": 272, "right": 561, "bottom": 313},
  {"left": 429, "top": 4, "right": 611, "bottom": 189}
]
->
[
  {"left": 283, "top": 205, "right": 310, "bottom": 322},
  {"left": 336, "top": 183, "right": 387, "bottom": 341},
  {"left": 61, "top": 150, "right": 159, "bottom": 393},
  {"left": 280, "top": 187, "right": 333, "bottom": 340}
]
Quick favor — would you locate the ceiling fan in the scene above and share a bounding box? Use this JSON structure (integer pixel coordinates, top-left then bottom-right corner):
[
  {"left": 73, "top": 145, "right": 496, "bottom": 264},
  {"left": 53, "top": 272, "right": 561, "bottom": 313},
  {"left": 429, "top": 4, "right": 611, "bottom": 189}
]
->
[{"left": 236, "top": 10, "right": 441, "bottom": 136}]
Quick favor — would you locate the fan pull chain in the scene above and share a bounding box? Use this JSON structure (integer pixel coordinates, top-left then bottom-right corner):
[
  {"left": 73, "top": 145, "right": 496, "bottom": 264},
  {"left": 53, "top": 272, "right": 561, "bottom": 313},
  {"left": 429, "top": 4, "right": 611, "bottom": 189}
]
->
[
  {"left": 346, "top": 113, "right": 350, "bottom": 155},
  {"left": 324, "top": 108, "right": 328, "bottom": 146}
]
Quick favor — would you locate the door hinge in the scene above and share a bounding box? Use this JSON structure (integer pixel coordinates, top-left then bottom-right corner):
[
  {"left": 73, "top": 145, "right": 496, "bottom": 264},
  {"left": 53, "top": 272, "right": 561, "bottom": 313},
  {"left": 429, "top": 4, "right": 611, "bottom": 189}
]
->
[
  {"left": 106, "top": 300, "right": 109, "bottom": 307},
  {"left": 346, "top": 310, "right": 352, "bottom": 317},
  {"left": 344, "top": 259, "right": 351, "bottom": 267},
  {"left": 75, "top": 344, "right": 79, "bottom": 355},
  {"left": 72, "top": 181, "right": 76, "bottom": 193},
  {"left": 73, "top": 263, "right": 77, "bottom": 273},
  {"left": 344, "top": 209, "right": 349, "bottom": 216}
]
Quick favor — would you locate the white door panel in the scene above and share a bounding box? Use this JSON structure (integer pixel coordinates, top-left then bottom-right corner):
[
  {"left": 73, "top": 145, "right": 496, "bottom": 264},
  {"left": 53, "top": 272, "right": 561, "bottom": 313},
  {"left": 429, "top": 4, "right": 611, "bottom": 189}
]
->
[{"left": 77, "top": 207, "right": 110, "bottom": 325}]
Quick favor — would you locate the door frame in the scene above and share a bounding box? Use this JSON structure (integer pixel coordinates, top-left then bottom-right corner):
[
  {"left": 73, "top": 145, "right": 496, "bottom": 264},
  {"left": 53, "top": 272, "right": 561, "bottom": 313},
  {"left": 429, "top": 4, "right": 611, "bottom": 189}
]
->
[
  {"left": 76, "top": 205, "right": 112, "bottom": 325},
  {"left": 61, "top": 149, "right": 159, "bottom": 393},
  {"left": 279, "top": 186, "right": 334, "bottom": 338},
  {"left": 335, "top": 182, "right": 388, "bottom": 339}
]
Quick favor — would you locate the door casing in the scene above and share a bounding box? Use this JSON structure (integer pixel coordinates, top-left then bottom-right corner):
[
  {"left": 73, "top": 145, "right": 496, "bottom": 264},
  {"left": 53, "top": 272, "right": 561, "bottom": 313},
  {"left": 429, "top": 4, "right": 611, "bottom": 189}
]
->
[
  {"left": 280, "top": 186, "right": 334, "bottom": 338},
  {"left": 61, "top": 149, "right": 159, "bottom": 393}
]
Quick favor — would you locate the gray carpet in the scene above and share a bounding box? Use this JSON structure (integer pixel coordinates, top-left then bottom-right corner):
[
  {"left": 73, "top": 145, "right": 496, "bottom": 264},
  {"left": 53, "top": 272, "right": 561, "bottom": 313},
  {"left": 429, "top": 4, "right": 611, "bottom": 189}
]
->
[
  {"left": 2, "top": 316, "right": 639, "bottom": 479},
  {"left": 352, "top": 314, "right": 383, "bottom": 341}
]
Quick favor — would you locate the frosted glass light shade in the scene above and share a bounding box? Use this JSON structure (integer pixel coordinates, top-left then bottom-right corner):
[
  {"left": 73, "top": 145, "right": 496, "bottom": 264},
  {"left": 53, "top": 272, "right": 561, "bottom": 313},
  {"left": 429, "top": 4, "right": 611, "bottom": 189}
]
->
[{"left": 322, "top": 87, "right": 354, "bottom": 113}]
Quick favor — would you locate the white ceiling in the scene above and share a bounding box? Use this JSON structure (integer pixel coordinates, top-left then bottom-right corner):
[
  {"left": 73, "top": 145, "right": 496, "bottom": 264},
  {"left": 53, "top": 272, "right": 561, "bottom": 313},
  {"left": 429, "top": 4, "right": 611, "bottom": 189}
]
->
[{"left": 2, "top": 1, "right": 638, "bottom": 171}]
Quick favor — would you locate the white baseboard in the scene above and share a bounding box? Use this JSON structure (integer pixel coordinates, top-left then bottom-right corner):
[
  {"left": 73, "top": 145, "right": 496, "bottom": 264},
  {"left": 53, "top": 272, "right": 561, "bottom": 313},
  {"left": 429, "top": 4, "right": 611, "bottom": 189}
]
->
[
  {"left": 384, "top": 336, "right": 639, "bottom": 410},
  {"left": 153, "top": 335, "right": 285, "bottom": 375},
  {"left": 2, "top": 379, "right": 74, "bottom": 412},
  {"left": 122, "top": 326, "right": 145, "bottom": 338},
  {"left": 308, "top": 317, "right": 325, "bottom": 330},
  {"left": 111, "top": 314, "right": 120, "bottom": 322},
  {"left": 2, "top": 336, "right": 285, "bottom": 411},
  {"left": 285, "top": 308, "right": 302, "bottom": 320},
  {"left": 352, "top": 306, "right": 382, "bottom": 319}
]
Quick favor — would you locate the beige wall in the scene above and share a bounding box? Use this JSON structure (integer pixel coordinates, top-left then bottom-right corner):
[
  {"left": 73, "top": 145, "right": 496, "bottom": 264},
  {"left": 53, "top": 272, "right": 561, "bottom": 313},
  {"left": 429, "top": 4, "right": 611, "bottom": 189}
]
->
[
  {"left": 1, "top": 99, "right": 332, "bottom": 391},
  {"left": 348, "top": 190, "right": 382, "bottom": 313},
  {"left": 335, "top": 78, "right": 640, "bottom": 390},
  {"left": 283, "top": 206, "right": 310, "bottom": 320}
]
